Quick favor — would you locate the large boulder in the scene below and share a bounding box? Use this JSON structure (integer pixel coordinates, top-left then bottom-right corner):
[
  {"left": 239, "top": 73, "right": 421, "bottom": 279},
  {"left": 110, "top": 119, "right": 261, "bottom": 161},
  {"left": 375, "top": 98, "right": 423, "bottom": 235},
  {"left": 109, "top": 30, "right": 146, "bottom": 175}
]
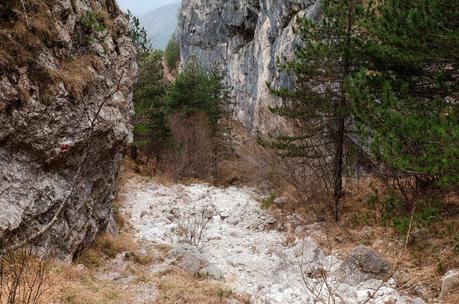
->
[
  {"left": 0, "top": 0, "right": 137, "bottom": 258},
  {"left": 339, "top": 245, "right": 391, "bottom": 284}
]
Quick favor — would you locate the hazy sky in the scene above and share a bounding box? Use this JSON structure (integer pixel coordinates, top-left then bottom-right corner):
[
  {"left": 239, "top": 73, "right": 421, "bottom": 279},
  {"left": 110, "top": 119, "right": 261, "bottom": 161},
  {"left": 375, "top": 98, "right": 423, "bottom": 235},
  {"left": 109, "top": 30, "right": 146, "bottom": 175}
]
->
[{"left": 117, "top": 0, "right": 180, "bottom": 15}]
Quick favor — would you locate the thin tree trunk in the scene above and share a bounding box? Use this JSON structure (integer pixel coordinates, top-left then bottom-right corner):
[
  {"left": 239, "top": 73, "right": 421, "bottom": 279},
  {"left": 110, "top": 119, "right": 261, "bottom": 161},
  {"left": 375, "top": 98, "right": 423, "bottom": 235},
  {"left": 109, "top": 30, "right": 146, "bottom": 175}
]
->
[
  {"left": 211, "top": 128, "right": 218, "bottom": 181},
  {"left": 331, "top": 0, "right": 357, "bottom": 222},
  {"left": 333, "top": 117, "right": 345, "bottom": 222}
]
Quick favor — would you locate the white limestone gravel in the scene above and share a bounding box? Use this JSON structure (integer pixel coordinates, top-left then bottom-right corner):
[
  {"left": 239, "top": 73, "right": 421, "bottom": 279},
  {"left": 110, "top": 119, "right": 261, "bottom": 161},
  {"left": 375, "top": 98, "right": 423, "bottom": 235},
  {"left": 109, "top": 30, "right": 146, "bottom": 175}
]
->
[{"left": 120, "top": 176, "right": 423, "bottom": 304}]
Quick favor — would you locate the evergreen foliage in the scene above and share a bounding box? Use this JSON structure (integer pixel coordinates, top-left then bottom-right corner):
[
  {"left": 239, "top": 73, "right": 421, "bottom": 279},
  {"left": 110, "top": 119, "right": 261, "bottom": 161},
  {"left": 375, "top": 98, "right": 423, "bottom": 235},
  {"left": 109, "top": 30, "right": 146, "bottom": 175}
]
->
[
  {"left": 133, "top": 50, "right": 171, "bottom": 159},
  {"left": 166, "top": 61, "right": 232, "bottom": 131},
  {"left": 268, "top": 0, "right": 365, "bottom": 220},
  {"left": 349, "top": 0, "right": 459, "bottom": 189},
  {"left": 164, "top": 37, "right": 180, "bottom": 70},
  {"left": 126, "top": 10, "right": 151, "bottom": 53},
  {"left": 270, "top": 0, "right": 458, "bottom": 219},
  {"left": 132, "top": 56, "right": 232, "bottom": 178},
  {"left": 166, "top": 61, "right": 233, "bottom": 177}
]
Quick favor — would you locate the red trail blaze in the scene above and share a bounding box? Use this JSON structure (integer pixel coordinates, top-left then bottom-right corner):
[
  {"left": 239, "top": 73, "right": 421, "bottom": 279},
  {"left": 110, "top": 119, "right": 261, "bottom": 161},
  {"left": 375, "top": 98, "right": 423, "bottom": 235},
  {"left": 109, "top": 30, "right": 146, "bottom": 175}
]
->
[{"left": 59, "top": 143, "right": 71, "bottom": 151}]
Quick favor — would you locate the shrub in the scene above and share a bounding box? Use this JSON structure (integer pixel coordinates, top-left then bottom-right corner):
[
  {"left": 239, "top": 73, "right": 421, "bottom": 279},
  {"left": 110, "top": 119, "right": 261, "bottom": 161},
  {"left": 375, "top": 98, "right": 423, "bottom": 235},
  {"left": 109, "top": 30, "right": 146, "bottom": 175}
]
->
[
  {"left": 164, "top": 112, "right": 214, "bottom": 179},
  {"left": 164, "top": 37, "right": 180, "bottom": 70},
  {"left": 74, "top": 234, "right": 137, "bottom": 268},
  {"left": 261, "top": 193, "right": 277, "bottom": 209},
  {"left": 78, "top": 10, "right": 106, "bottom": 46},
  {"left": 0, "top": 246, "right": 50, "bottom": 304}
]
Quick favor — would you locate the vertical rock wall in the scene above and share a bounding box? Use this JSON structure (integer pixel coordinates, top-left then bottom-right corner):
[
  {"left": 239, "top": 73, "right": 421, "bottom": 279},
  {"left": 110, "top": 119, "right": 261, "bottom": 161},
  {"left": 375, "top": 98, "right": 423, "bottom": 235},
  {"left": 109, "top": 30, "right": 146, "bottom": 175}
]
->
[
  {"left": 0, "top": 0, "right": 137, "bottom": 258},
  {"left": 178, "top": 0, "right": 320, "bottom": 134}
]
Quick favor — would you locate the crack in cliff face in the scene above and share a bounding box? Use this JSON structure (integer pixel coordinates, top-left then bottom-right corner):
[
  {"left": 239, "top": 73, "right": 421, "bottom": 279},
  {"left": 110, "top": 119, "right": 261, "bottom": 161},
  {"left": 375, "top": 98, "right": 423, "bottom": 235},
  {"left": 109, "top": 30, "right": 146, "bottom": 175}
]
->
[{"left": 178, "top": 0, "right": 316, "bottom": 134}]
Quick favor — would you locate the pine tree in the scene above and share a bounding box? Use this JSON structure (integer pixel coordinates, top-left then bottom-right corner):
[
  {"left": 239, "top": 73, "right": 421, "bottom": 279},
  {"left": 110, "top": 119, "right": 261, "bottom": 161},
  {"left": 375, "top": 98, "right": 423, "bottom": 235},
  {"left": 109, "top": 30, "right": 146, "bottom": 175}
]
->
[
  {"left": 349, "top": 0, "right": 459, "bottom": 195},
  {"left": 133, "top": 50, "right": 171, "bottom": 161},
  {"left": 269, "top": 0, "right": 365, "bottom": 221},
  {"left": 166, "top": 61, "right": 233, "bottom": 178},
  {"left": 164, "top": 36, "right": 181, "bottom": 70},
  {"left": 126, "top": 10, "right": 151, "bottom": 54}
]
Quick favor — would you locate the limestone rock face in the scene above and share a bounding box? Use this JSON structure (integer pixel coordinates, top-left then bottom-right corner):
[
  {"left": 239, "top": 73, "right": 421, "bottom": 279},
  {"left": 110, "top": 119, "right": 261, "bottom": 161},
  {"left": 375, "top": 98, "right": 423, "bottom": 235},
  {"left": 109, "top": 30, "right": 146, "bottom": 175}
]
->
[
  {"left": 0, "top": 0, "right": 137, "bottom": 258},
  {"left": 178, "top": 0, "right": 320, "bottom": 133}
]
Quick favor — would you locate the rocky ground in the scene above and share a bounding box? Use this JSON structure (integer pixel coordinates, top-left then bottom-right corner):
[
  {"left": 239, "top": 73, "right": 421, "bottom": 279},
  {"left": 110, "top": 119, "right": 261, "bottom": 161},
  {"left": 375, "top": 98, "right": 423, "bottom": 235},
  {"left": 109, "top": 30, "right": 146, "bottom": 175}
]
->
[{"left": 105, "top": 173, "right": 426, "bottom": 304}]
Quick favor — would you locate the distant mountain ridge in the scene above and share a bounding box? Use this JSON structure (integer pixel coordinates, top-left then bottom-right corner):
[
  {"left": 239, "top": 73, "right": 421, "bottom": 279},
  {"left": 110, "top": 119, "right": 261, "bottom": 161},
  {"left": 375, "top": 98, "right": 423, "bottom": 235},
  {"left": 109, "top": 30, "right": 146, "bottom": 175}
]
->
[{"left": 140, "top": 2, "right": 180, "bottom": 49}]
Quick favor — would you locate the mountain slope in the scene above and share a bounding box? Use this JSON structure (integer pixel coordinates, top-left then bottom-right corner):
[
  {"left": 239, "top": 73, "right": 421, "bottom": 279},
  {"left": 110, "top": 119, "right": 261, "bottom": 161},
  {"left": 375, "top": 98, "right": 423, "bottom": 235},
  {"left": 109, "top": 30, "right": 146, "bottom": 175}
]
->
[{"left": 141, "top": 2, "right": 180, "bottom": 49}]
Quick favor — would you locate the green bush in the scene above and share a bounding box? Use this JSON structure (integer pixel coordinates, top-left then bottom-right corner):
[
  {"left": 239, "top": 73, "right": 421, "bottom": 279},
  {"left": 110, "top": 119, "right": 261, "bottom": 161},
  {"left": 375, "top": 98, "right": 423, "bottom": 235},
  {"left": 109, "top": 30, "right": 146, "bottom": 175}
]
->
[
  {"left": 79, "top": 10, "right": 106, "bottom": 45},
  {"left": 261, "top": 193, "right": 277, "bottom": 209},
  {"left": 164, "top": 37, "right": 180, "bottom": 70}
]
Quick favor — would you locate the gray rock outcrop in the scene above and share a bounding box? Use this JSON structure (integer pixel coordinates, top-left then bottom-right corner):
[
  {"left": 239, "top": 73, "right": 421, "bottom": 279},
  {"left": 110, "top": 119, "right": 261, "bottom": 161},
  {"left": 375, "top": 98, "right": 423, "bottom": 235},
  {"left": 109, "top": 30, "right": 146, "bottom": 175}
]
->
[
  {"left": 339, "top": 245, "right": 391, "bottom": 284},
  {"left": 178, "top": 0, "right": 320, "bottom": 133},
  {"left": 0, "top": 0, "right": 137, "bottom": 258},
  {"left": 169, "top": 244, "right": 209, "bottom": 275}
]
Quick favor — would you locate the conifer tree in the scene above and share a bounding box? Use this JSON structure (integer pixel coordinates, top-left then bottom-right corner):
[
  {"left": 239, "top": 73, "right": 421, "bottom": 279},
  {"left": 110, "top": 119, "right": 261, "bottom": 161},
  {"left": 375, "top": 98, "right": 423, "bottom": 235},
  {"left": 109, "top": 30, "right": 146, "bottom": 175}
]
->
[
  {"left": 133, "top": 50, "right": 171, "bottom": 161},
  {"left": 349, "top": 0, "right": 459, "bottom": 195},
  {"left": 126, "top": 10, "right": 151, "bottom": 54},
  {"left": 269, "top": 0, "right": 365, "bottom": 221},
  {"left": 166, "top": 61, "right": 233, "bottom": 178}
]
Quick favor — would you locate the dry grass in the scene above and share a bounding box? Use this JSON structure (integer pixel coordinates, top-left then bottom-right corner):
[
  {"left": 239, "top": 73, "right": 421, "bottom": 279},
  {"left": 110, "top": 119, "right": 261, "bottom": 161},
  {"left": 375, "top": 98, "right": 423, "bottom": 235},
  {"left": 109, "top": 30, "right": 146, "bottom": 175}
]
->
[
  {"left": 0, "top": 246, "right": 51, "bottom": 304},
  {"left": 0, "top": 49, "right": 13, "bottom": 71},
  {"left": 218, "top": 129, "right": 278, "bottom": 187},
  {"left": 46, "top": 262, "right": 135, "bottom": 304},
  {"left": 75, "top": 234, "right": 138, "bottom": 268},
  {"left": 0, "top": 0, "right": 113, "bottom": 104},
  {"left": 0, "top": 0, "right": 58, "bottom": 68},
  {"left": 58, "top": 55, "right": 101, "bottom": 101},
  {"left": 156, "top": 268, "right": 249, "bottom": 304},
  {"left": 443, "top": 291, "right": 459, "bottom": 304},
  {"left": 46, "top": 237, "right": 157, "bottom": 303},
  {"left": 291, "top": 177, "right": 459, "bottom": 301}
]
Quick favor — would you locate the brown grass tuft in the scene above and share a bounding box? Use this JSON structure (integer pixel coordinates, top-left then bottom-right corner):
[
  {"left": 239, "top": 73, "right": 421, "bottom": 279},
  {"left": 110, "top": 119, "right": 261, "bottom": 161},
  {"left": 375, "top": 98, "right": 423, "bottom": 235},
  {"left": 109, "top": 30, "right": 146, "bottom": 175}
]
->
[
  {"left": 47, "top": 262, "right": 135, "bottom": 304},
  {"left": 156, "top": 268, "right": 249, "bottom": 304},
  {"left": 59, "top": 55, "right": 100, "bottom": 101},
  {"left": 0, "top": 49, "right": 13, "bottom": 70},
  {"left": 75, "top": 234, "right": 138, "bottom": 268}
]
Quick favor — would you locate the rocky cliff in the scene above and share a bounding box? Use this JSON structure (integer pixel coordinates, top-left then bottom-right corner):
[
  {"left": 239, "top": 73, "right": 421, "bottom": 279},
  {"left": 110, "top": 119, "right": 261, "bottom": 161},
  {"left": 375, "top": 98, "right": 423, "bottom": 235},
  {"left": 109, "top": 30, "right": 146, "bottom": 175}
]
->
[
  {"left": 178, "top": 0, "right": 320, "bottom": 133},
  {"left": 0, "top": 0, "right": 137, "bottom": 258}
]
